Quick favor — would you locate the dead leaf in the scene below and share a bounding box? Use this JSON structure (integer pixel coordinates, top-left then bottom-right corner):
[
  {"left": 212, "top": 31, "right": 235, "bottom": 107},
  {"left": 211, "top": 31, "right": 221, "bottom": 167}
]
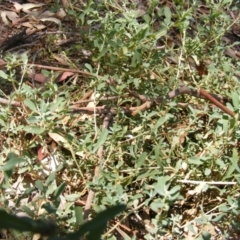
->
[
  {"left": 52, "top": 54, "right": 71, "bottom": 66},
  {"left": 87, "top": 92, "right": 101, "bottom": 107},
  {"left": 5, "top": 11, "right": 19, "bottom": 22},
  {"left": 13, "top": 2, "right": 23, "bottom": 13},
  {"left": 37, "top": 146, "right": 48, "bottom": 161},
  {"left": 24, "top": 8, "right": 64, "bottom": 26},
  {"left": 48, "top": 132, "right": 67, "bottom": 144},
  {"left": 0, "top": 59, "right": 7, "bottom": 69},
  {"left": 196, "top": 61, "right": 208, "bottom": 77},
  {"left": 33, "top": 73, "right": 49, "bottom": 83},
  {"left": 40, "top": 17, "right": 61, "bottom": 25},
  {"left": 28, "top": 71, "right": 49, "bottom": 83},
  {"left": 21, "top": 3, "right": 45, "bottom": 12},
  {"left": 82, "top": 49, "right": 92, "bottom": 56},
  {"left": 61, "top": 0, "right": 70, "bottom": 8},
  {"left": 56, "top": 8, "right": 67, "bottom": 19},
  {"left": 23, "top": 23, "right": 46, "bottom": 31},
  {"left": 75, "top": 151, "right": 86, "bottom": 158},
  {"left": 37, "top": 10, "right": 65, "bottom": 24},
  {"left": 22, "top": 22, "right": 33, "bottom": 28},
  {"left": 25, "top": 10, "right": 41, "bottom": 18},
  {"left": 56, "top": 72, "right": 75, "bottom": 82},
  {"left": 1, "top": 12, "right": 10, "bottom": 25},
  {"left": 131, "top": 126, "right": 143, "bottom": 133},
  {"left": 34, "top": 24, "right": 46, "bottom": 30},
  {"left": 1, "top": 11, "right": 20, "bottom": 25},
  {"left": 39, "top": 10, "right": 55, "bottom": 18},
  {"left": 61, "top": 116, "right": 70, "bottom": 125}
]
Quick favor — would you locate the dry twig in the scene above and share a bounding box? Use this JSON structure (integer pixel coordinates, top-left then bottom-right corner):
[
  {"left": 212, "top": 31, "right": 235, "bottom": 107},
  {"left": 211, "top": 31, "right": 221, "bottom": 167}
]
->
[
  {"left": 83, "top": 112, "right": 113, "bottom": 221},
  {"left": 0, "top": 97, "right": 21, "bottom": 107},
  {"left": 69, "top": 85, "right": 234, "bottom": 117}
]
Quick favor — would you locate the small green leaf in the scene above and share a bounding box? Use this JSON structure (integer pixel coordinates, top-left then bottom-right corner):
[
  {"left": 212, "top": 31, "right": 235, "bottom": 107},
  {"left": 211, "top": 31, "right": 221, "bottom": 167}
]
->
[
  {"left": 27, "top": 116, "right": 40, "bottom": 124},
  {"left": 231, "top": 91, "right": 239, "bottom": 109},
  {"left": 46, "top": 172, "right": 56, "bottom": 185},
  {"left": 23, "top": 126, "right": 45, "bottom": 134},
  {"left": 143, "top": 14, "right": 151, "bottom": 24},
  {"left": 154, "top": 176, "right": 170, "bottom": 196},
  {"left": 223, "top": 164, "right": 235, "bottom": 180},
  {"left": 79, "top": 12, "right": 85, "bottom": 25},
  {"left": 21, "top": 53, "right": 28, "bottom": 64},
  {"left": 92, "top": 129, "right": 109, "bottom": 153},
  {"left": 136, "top": 152, "right": 147, "bottom": 168},
  {"left": 0, "top": 70, "right": 8, "bottom": 79},
  {"left": 41, "top": 69, "right": 50, "bottom": 77},
  {"left": 99, "top": 47, "right": 108, "bottom": 59},
  {"left": 227, "top": 195, "right": 233, "bottom": 205},
  {"left": 75, "top": 206, "right": 83, "bottom": 224},
  {"left": 46, "top": 184, "right": 56, "bottom": 198},
  {"left": 40, "top": 99, "right": 48, "bottom": 113},
  {"left": 204, "top": 168, "right": 211, "bottom": 176},
  {"left": 152, "top": 115, "right": 168, "bottom": 135},
  {"left": 131, "top": 50, "right": 141, "bottom": 67},
  {"left": 150, "top": 199, "right": 168, "bottom": 212},
  {"left": 136, "top": 170, "right": 159, "bottom": 181},
  {"left": 130, "top": 194, "right": 143, "bottom": 200},
  {"left": 164, "top": 6, "right": 171, "bottom": 24},
  {"left": 35, "top": 180, "right": 44, "bottom": 191},
  {"left": 169, "top": 185, "right": 181, "bottom": 198},
  {"left": 22, "top": 205, "right": 34, "bottom": 218},
  {"left": 65, "top": 194, "right": 81, "bottom": 201},
  {"left": 122, "top": 47, "right": 128, "bottom": 55},
  {"left": 223, "top": 62, "right": 231, "bottom": 73},
  {"left": 155, "top": 26, "right": 168, "bottom": 39},
  {"left": 24, "top": 99, "right": 37, "bottom": 112},
  {"left": 25, "top": 187, "right": 35, "bottom": 195},
  {"left": 49, "top": 97, "right": 65, "bottom": 112},
  {"left": 219, "top": 204, "right": 229, "bottom": 212},
  {"left": 1, "top": 153, "right": 26, "bottom": 171},
  {"left": 186, "top": 224, "right": 196, "bottom": 233},
  {"left": 188, "top": 156, "right": 205, "bottom": 165},
  {"left": 85, "top": 63, "right": 93, "bottom": 73},
  {"left": 216, "top": 158, "right": 225, "bottom": 169},
  {"left": 230, "top": 148, "right": 240, "bottom": 173},
  {"left": 0, "top": 118, "right": 6, "bottom": 127},
  {"left": 211, "top": 213, "right": 225, "bottom": 222},
  {"left": 54, "top": 182, "right": 66, "bottom": 200}
]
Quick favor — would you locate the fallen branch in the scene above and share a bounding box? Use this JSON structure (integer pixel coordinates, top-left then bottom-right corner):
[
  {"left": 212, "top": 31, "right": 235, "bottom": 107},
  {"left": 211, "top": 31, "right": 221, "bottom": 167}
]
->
[
  {"left": 177, "top": 179, "right": 237, "bottom": 185},
  {"left": 166, "top": 85, "right": 229, "bottom": 104},
  {"left": 69, "top": 85, "right": 234, "bottom": 117},
  {"left": 31, "top": 63, "right": 231, "bottom": 105},
  {"left": 72, "top": 95, "right": 127, "bottom": 104},
  {"left": 0, "top": 97, "right": 21, "bottom": 107},
  {"left": 0, "top": 62, "right": 235, "bottom": 117},
  {"left": 199, "top": 88, "right": 235, "bottom": 117},
  {"left": 29, "top": 63, "right": 94, "bottom": 77}
]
